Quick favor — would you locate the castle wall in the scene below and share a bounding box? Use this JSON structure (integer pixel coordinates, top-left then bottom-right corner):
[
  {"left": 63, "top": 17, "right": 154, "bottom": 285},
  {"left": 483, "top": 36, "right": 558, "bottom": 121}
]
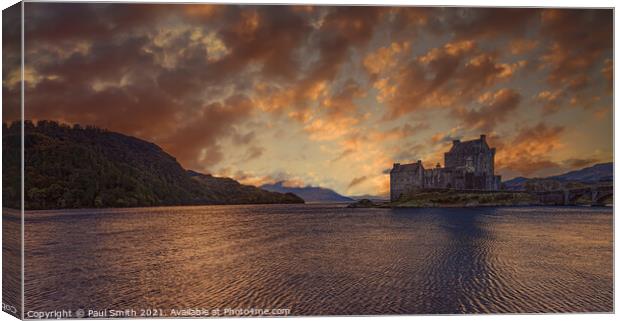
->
[
  {"left": 390, "top": 163, "right": 424, "bottom": 201},
  {"left": 390, "top": 135, "right": 501, "bottom": 198},
  {"left": 443, "top": 136, "right": 497, "bottom": 190},
  {"left": 423, "top": 168, "right": 449, "bottom": 189}
]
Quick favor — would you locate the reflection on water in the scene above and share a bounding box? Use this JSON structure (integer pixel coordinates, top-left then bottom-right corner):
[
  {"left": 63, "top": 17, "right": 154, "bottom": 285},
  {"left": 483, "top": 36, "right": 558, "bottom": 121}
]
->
[
  {"left": 22, "top": 204, "right": 612, "bottom": 315},
  {"left": 3, "top": 209, "right": 22, "bottom": 317}
]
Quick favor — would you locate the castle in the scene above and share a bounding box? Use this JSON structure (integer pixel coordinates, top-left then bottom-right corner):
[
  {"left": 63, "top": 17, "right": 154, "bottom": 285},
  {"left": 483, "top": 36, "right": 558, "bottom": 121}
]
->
[{"left": 390, "top": 135, "right": 501, "bottom": 201}]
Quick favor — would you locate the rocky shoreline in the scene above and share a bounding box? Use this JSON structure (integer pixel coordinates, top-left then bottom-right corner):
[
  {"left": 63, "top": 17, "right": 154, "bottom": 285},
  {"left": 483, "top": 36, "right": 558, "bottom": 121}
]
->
[{"left": 348, "top": 190, "right": 541, "bottom": 208}]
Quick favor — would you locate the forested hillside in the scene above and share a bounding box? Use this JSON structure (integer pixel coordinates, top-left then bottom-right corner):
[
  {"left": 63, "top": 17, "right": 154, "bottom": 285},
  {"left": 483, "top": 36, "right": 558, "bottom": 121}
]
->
[{"left": 2, "top": 121, "right": 303, "bottom": 210}]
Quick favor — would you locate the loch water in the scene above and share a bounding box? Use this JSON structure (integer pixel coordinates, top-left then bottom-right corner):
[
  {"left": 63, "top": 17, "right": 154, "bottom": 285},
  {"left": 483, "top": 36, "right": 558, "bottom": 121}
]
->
[{"left": 13, "top": 204, "right": 613, "bottom": 315}]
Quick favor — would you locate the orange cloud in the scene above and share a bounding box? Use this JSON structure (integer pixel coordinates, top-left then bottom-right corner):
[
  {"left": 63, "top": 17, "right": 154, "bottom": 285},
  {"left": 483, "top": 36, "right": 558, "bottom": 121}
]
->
[
  {"left": 320, "top": 79, "right": 365, "bottom": 118},
  {"left": 363, "top": 41, "right": 410, "bottom": 77},
  {"left": 454, "top": 88, "right": 521, "bottom": 132},
  {"left": 602, "top": 59, "right": 613, "bottom": 91},
  {"left": 14, "top": 4, "right": 612, "bottom": 195},
  {"left": 303, "top": 117, "right": 359, "bottom": 141},
  {"left": 535, "top": 89, "right": 564, "bottom": 114},
  {"left": 509, "top": 38, "right": 538, "bottom": 55},
  {"left": 183, "top": 4, "right": 220, "bottom": 18},
  {"left": 494, "top": 123, "right": 565, "bottom": 177},
  {"left": 372, "top": 40, "right": 523, "bottom": 120}
]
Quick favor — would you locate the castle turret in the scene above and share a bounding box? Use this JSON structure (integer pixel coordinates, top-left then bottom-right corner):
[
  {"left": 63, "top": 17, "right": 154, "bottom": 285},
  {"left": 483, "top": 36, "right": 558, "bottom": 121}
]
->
[{"left": 390, "top": 161, "right": 424, "bottom": 201}]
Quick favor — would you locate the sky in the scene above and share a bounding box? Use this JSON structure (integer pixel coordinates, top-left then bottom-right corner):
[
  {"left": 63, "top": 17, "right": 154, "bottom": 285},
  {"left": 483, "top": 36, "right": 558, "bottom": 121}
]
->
[{"left": 3, "top": 4, "right": 613, "bottom": 196}]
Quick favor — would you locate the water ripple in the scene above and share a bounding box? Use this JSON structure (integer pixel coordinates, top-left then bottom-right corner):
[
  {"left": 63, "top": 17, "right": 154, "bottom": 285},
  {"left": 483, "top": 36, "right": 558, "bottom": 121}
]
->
[{"left": 15, "top": 204, "right": 613, "bottom": 315}]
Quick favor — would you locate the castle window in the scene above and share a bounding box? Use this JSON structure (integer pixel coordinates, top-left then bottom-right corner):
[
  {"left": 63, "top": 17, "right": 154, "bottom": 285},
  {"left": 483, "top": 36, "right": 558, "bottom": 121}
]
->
[{"left": 465, "top": 156, "right": 475, "bottom": 173}]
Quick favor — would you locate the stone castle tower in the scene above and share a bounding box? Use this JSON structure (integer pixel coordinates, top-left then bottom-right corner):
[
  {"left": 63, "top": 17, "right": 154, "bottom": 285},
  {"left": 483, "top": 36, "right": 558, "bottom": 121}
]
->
[{"left": 390, "top": 135, "right": 501, "bottom": 201}]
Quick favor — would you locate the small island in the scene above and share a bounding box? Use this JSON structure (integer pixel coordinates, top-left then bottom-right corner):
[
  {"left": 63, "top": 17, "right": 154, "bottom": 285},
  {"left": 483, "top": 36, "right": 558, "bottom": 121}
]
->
[
  {"left": 349, "top": 190, "right": 538, "bottom": 208},
  {"left": 349, "top": 135, "right": 613, "bottom": 208}
]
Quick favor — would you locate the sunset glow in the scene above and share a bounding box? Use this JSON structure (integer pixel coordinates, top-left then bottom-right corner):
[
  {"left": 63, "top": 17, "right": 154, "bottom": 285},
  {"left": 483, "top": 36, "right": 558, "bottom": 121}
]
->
[{"left": 4, "top": 4, "right": 612, "bottom": 196}]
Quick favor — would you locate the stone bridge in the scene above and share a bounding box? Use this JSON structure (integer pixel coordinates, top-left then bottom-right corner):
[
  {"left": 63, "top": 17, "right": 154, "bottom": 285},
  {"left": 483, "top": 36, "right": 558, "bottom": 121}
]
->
[{"left": 536, "top": 185, "right": 613, "bottom": 206}]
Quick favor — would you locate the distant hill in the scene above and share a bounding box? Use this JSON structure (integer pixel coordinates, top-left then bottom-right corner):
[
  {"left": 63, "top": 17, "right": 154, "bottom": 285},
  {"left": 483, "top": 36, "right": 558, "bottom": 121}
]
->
[
  {"left": 503, "top": 162, "right": 613, "bottom": 191},
  {"left": 261, "top": 182, "right": 354, "bottom": 203},
  {"left": 3, "top": 120, "right": 303, "bottom": 210},
  {"left": 549, "top": 162, "right": 613, "bottom": 182},
  {"left": 502, "top": 177, "right": 530, "bottom": 190}
]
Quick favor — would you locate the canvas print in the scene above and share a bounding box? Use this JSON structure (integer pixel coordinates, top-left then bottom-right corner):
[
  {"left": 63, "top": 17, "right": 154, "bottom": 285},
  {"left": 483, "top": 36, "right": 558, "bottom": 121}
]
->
[{"left": 2, "top": 2, "right": 614, "bottom": 318}]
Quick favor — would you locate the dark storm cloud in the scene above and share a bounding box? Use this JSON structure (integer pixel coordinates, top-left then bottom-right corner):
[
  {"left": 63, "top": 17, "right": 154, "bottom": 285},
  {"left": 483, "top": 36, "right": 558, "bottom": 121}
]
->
[
  {"left": 539, "top": 9, "right": 612, "bottom": 89},
  {"left": 20, "top": 3, "right": 320, "bottom": 169},
  {"left": 11, "top": 4, "right": 613, "bottom": 180},
  {"left": 24, "top": 3, "right": 176, "bottom": 43},
  {"left": 442, "top": 8, "right": 539, "bottom": 40},
  {"left": 279, "top": 6, "right": 386, "bottom": 116},
  {"left": 2, "top": 3, "right": 21, "bottom": 122},
  {"left": 216, "top": 6, "right": 314, "bottom": 81},
  {"left": 163, "top": 95, "right": 254, "bottom": 169}
]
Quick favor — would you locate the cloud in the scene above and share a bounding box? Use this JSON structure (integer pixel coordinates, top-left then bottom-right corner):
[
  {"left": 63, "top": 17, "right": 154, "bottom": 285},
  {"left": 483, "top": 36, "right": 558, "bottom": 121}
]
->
[
  {"left": 377, "top": 123, "right": 430, "bottom": 141},
  {"left": 453, "top": 88, "right": 521, "bottom": 132},
  {"left": 332, "top": 148, "right": 355, "bottom": 163},
  {"left": 217, "top": 6, "right": 313, "bottom": 81},
  {"left": 243, "top": 146, "right": 265, "bottom": 162},
  {"left": 347, "top": 176, "right": 368, "bottom": 189},
  {"left": 321, "top": 79, "right": 366, "bottom": 119},
  {"left": 539, "top": 9, "right": 612, "bottom": 94},
  {"left": 19, "top": 4, "right": 321, "bottom": 171},
  {"left": 392, "top": 142, "right": 425, "bottom": 163},
  {"left": 602, "top": 59, "right": 613, "bottom": 92},
  {"left": 432, "top": 134, "right": 460, "bottom": 144},
  {"left": 443, "top": 8, "right": 539, "bottom": 40},
  {"left": 370, "top": 40, "right": 525, "bottom": 120},
  {"left": 162, "top": 95, "right": 254, "bottom": 170},
  {"left": 562, "top": 158, "right": 599, "bottom": 169},
  {"left": 183, "top": 4, "right": 222, "bottom": 19},
  {"left": 509, "top": 38, "right": 538, "bottom": 55},
  {"left": 10, "top": 4, "right": 612, "bottom": 195},
  {"left": 363, "top": 41, "right": 411, "bottom": 78},
  {"left": 535, "top": 89, "right": 564, "bottom": 114},
  {"left": 303, "top": 117, "right": 359, "bottom": 141},
  {"left": 493, "top": 122, "right": 565, "bottom": 177},
  {"left": 282, "top": 6, "right": 386, "bottom": 118}
]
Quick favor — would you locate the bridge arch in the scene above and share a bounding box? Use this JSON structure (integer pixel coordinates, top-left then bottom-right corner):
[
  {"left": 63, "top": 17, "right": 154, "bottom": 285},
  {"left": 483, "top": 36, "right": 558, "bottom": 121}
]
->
[
  {"left": 567, "top": 189, "right": 592, "bottom": 205},
  {"left": 594, "top": 191, "right": 613, "bottom": 206}
]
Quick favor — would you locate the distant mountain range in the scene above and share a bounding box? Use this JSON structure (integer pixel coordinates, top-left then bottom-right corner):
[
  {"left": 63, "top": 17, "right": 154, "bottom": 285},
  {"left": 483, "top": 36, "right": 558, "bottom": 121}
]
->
[
  {"left": 503, "top": 162, "right": 613, "bottom": 191},
  {"left": 3, "top": 120, "right": 304, "bottom": 210},
  {"left": 261, "top": 182, "right": 355, "bottom": 203}
]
